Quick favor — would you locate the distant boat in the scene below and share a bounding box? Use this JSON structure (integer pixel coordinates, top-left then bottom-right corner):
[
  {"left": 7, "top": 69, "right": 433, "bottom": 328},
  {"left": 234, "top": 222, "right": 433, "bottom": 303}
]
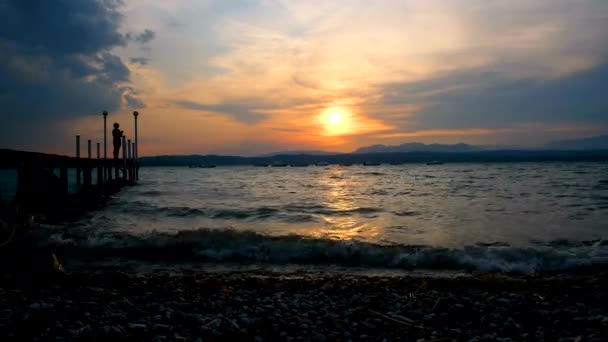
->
[
  {"left": 316, "top": 162, "right": 329, "bottom": 166},
  {"left": 426, "top": 161, "right": 444, "bottom": 165},
  {"left": 363, "top": 161, "right": 381, "bottom": 166}
]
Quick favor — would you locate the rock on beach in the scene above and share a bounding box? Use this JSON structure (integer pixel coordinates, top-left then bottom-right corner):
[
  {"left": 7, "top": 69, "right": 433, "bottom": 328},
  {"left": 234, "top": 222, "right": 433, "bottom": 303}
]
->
[{"left": 0, "top": 271, "right": 607, "bottom": 341}]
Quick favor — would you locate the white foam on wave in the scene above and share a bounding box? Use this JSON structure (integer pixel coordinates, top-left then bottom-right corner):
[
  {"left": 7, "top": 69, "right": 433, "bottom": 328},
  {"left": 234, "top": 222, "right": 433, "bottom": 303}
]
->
[{"left": 40, "top": 228, "right": 608, "bottom": 274}]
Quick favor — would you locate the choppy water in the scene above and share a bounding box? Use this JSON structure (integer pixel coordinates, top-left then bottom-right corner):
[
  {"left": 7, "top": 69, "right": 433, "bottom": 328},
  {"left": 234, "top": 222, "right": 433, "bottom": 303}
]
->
[{"left": 31, "top": 163, "right": 608, "bottom": 273}]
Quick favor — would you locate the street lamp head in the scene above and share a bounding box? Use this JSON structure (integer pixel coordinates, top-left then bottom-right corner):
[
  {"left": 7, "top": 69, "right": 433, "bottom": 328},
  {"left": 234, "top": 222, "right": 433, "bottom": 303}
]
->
[
  {"left": 133, "top": 111, "right": 139, "bottom": 117},
  {"left": 102, "top": 110, "right": 108, "bottom": 117}
]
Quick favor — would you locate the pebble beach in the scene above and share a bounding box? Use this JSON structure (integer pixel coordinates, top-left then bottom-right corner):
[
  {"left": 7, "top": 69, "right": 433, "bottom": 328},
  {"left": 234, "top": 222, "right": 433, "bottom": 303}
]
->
[{"left": 1, "top": 270, "right": 607, "bottom": 341}]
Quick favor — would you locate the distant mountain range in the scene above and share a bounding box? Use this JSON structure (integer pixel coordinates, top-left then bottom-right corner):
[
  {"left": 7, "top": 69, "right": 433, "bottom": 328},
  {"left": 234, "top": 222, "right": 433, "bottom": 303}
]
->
[
  {"left": 257, "top": 150, "right": 341, "bottom": 157},
  {"left": 138, "top": 135, "right": 608, "bottom": 166},
  {"left": 545, "top": 135, "right": 608, "bottom": 150},
  {"left": 264, "top": 136, "right": 608, "bottom": 156},
  {"left": 354, "top": 142, "right": 482, "bottom": 154},
  {"left": 139, "top": 150, "right": 608, "bottom": 166}
]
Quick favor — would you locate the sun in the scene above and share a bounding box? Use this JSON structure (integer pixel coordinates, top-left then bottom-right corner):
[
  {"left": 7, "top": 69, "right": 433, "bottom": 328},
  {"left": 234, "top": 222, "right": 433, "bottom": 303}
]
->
[
  {"left": 320, "top": 107, "right": 352, "bottom": 135},
  {"left": 328, "top": 112, "right": 343, "bottom": 125}
]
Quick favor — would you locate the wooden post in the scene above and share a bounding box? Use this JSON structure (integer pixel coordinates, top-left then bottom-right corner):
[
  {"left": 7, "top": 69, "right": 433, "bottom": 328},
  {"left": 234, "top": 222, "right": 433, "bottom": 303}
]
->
[
  {"left": 133, "top": 111, "right": 139, "bottom": 181},
  {"left": 60, "top": 166, "right": 68, "bottom": 196},
  {"left": 16, "top": 163, "right": 28, "bottom": 211},
  {"left": 127, "top": 139, "right": 132, "bottom": 182},
  {"left": 134, "top": 143, "right": 138, "bottom": 180},
  {"left": 103, "top": 111, "right": 108, "bottom": 159},
  {"left": 76, "top": 135, "right": 81, "bottom": 186},
  {"left": 97, "top": 144, "right": 103, "bottom": 188},
  {"left": 122, "top": 136, "right": 127, "bottom": 181},
  {"left": 132, "top": 143, "right": 137, "bottom": 182},
  {"left": 83, "top": 166, "right": 92, "bottom": 188},
  {"left": 85, "top": 140, "right": 92, "bottom": 189},
  {"left": 97, "top": 165, "right": 104, "bottom": 188},
  {"left": 103, "top": 111, "right": 108, "bottom": 182}
]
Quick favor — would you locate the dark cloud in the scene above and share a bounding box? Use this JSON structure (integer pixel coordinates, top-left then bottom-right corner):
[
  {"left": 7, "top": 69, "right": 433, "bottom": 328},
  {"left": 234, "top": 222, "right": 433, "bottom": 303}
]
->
[
  {"left": 175, "top": 100, "right": 267, "bottom": 123},
  {"left": 380, "top": 63, "right": 608, "bottom": 131},
  {"left": 133, "top": 29, "right": 156, "bottom": 44},
  {"left": 124, "top": 94, "right": 145, "bottom": 109},
  {"left": 0, "top": 0, "right": 126, "bottom": 55},
  {"left": 0, "top": 0, "right": 147, "bottom": 149},
  {"left": 129, "top": 57, "right": 150, "bottom": 66}
]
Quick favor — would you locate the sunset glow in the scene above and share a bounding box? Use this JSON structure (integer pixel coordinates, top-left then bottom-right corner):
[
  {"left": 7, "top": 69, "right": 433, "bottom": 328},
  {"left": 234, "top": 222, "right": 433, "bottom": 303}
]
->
[
  {"left": 320, "top": 107, "right": 353, "bottom": 136},
  {"left": 1, "top": 0, "right": 607, "bottom": 155},
  {"left": 328, "top": 112, "right": 343, "bottom": 126}
]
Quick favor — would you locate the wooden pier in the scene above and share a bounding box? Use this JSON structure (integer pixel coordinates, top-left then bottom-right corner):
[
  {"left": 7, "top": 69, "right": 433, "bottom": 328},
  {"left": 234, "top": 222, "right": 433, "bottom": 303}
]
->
[{"left": 0, "top": 149, "right": 138, "bottom": 222}]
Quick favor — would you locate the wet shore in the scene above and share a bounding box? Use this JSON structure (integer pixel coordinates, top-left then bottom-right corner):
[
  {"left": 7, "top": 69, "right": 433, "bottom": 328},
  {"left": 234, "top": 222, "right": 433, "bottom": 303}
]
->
[{"left": 1, "top": 270, "right": 607, "bottom": 341}]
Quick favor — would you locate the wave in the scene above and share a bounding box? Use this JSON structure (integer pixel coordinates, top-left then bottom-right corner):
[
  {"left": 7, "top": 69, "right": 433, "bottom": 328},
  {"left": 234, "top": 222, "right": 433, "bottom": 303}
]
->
[
  {"left": 136, "top": 190, "right": 164, "bottom": 196},
  {"left": 42, "top": 228, "right": 608, "bottom": 274},
  {"left": 356, "top": 172, "right": 386, "bottom": 176},
  {"left": 116, "top": 201, "right": 382, "bottom": 220},
  {"left": 392, "top": 210, "right": 419, "bottom": 217}
]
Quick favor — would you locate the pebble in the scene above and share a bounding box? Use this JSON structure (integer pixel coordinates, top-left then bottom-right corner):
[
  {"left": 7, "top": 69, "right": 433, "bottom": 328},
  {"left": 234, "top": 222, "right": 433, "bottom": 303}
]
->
[
  {"left": 128, "top": 323, "right": 147, "bottom": 331},
  {"left": 77, "top": 325, "right": 92, "bottom": 336},
  {"left": 152, "top": 323, "right": 172, "bottom": 332},
  {"left": 0, "top": 271, "right": 606, "bottom": 341},
  {"left": 29, "top": 302, "right": 53, "bottom": 309}
]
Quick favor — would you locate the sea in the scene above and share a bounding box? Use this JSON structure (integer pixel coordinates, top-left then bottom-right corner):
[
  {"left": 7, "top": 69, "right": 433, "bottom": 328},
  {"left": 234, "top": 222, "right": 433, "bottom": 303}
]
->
[{"left": 2, "top": 162, "right": 608, "bottom": 274}]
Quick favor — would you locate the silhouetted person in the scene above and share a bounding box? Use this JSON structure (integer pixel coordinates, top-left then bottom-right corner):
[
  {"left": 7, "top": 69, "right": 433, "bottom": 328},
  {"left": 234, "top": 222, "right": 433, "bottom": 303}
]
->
[{"left": 112, "top": 123, "right": 124, "bottom": 159}]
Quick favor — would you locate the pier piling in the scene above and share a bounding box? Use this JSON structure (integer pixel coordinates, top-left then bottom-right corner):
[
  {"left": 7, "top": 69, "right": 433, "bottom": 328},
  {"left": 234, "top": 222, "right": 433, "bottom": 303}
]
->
[
  {"left": 2, "top": 110, "right": 142, "bottom": 224},
  {"left": 122, "top": 136, "right": 127, "bottom": 181},
  {"left": 76, "top": 135, "right": 81, "bottom": 186}
]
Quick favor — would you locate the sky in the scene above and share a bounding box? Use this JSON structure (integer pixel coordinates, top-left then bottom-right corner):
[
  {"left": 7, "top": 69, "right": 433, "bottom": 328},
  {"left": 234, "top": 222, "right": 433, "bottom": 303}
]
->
[{"left": 1, "top": 0, "right": 607, "bottom": 156}]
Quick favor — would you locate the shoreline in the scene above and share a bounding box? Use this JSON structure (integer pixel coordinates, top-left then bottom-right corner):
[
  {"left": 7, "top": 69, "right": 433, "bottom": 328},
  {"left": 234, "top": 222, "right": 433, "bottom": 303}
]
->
[{"left": 1, "top": 269, "right": 606, "bottom": 341}]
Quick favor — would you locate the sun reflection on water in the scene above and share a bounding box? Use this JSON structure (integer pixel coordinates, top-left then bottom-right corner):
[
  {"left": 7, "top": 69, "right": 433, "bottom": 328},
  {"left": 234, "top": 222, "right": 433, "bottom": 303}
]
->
[{"left": 311, "top": 167, "right": 382, "bottom": 241}]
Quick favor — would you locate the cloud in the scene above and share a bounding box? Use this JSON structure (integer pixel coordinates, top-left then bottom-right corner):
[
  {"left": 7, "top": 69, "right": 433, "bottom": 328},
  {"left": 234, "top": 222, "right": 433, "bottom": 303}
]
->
[
  {"left": 198, "top": 0, "right": 608, "bottom": 123},
  {"left": 133, "top": 29, "right": 156, "bottom": 44},
  {"left": 376, "top": 128, "right": 516, "bottom": 139},
  {"left": 0, "top": 0, "right": 126, "bottom": 55},
  {"left": 0, "top": 0, "right": 149, "bottom": 149},
  {"left": 174, "top": 100, "right": 267, "bottom": 123},
  {"left": 125, "top": 94, "right": 146, "bottom": 109},
  {"left": 5, "top": 0, "right": 608, "bottom": 154},
  {"left": 379, "top": 63, "right": 608, "bottom": 132},
  {"left": 130, "top": 57, "right": 150, "bottom": 66}
]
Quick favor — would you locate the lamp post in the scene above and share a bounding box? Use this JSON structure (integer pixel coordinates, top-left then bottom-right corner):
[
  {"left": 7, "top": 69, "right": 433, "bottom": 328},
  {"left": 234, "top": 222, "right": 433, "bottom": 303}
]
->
[
  {"left": 103, "top": 111, "right": 108, "bottom": 182},
  {"left": 133, "top": 111, "right": 139, "bottom": 180},
  {"left": 122, "top": 135, "right": 127, "bottom": 181},
  {"left": 133, "top": 111, "right": 139, "bottom": 159},
  {"left": 102, "top": 111, "right": 108, "bottom": 159},
  {"left": 76, "top": 135, "right": 81, "bottom": 185}
]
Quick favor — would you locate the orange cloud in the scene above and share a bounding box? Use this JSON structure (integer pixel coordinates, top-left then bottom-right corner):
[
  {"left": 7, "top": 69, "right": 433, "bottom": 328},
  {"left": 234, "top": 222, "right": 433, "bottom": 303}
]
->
[{"left": 376, "top": 128, "right": 516, "bottom": 139}]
